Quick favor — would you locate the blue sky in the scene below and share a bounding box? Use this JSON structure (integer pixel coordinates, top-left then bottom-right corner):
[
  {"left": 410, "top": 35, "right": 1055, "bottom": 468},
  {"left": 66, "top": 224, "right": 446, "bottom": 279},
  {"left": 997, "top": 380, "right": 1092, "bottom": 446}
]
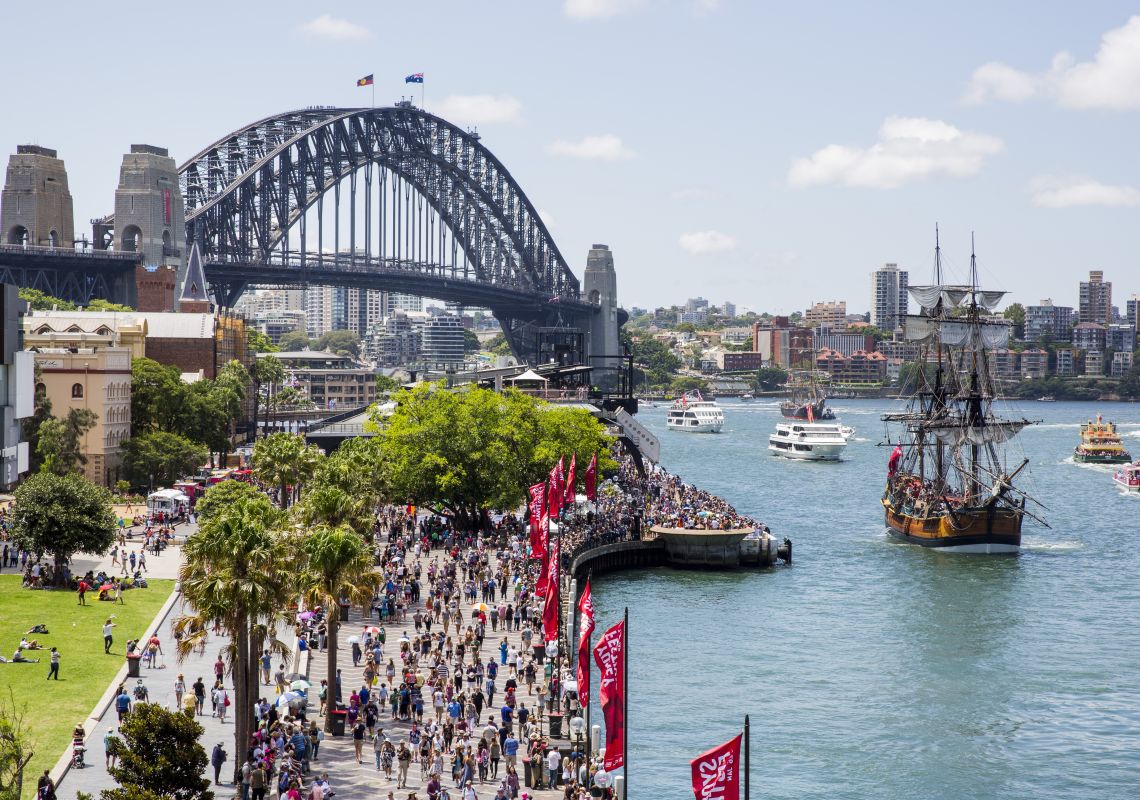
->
[{"left": 3, "top": 1, "right": 1139, "bottom": 315}]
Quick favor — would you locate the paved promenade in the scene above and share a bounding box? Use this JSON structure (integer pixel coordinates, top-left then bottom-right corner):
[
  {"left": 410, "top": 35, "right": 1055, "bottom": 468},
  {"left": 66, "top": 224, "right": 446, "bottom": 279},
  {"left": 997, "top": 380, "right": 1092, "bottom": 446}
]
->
[
  {"left": 302, "top": 546, "right": 566, "bottom": 800},
  {"left": 55, "top": 530, "right": 569, "bottom": 800}
]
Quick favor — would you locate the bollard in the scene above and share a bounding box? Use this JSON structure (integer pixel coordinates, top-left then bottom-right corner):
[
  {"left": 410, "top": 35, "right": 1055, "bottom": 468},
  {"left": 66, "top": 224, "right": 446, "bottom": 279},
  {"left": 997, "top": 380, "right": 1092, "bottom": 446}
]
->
[
  {"left": 613, "top": 775, "right": 625, "bottom": 800},
  {"left": 591, "top": 724, "right": 601, "bottom": 755}
]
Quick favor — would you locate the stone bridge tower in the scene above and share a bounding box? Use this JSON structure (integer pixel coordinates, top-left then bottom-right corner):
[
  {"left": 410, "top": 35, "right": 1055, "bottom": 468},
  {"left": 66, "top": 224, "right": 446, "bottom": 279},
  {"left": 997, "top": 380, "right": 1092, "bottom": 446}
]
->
[
  {"left": 584, "top": 243, "right": 622, "bottom": 386},
  {"left": 1, "top": 145, "right": 75, "bottom": 248},
  {"left": 112, "top": 144, "right": 185, "bottom": 276}
]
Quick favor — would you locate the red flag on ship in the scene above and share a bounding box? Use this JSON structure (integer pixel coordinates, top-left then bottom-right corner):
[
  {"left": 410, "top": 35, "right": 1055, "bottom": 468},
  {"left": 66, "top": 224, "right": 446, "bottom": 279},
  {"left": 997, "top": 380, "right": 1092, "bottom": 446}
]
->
[
  {"left": 888, "top": 443, "right": 902, "bottom": 476},
  {"left": 528, "top": 483, "right": 546, "bottom": 558},
  {"left": 690, "top": 733, "right": 743, "bottom": 800},
  {"left": 593, "top": 620, "right": 626, "bottom": 771},
  {"left": 806, "top": 403, "right": 814, "bottom": 423},
  {"left": 577, "top": 578, "right": 595, "bottom": 706},
  {"left": 541, "top": 537, "right": 561, "bottom": 642},
  {"left": 585, "top": 453, "right": 597, "bottom": 501},
  {"left": 564, "top": 454, "right": 576, "bottom": 505}
]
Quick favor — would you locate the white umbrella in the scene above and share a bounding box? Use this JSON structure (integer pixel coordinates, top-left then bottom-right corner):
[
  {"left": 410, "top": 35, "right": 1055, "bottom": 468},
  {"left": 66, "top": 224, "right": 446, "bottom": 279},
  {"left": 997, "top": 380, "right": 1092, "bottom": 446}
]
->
[
  {"left": 290, "top": 679, "right": 311, "bottom": 691},
  {"left": 276, "top": 691, "right": 300, "bottom": 707},
  {"left": 346, "top": 636, "right": 360, "bottom": 644}
]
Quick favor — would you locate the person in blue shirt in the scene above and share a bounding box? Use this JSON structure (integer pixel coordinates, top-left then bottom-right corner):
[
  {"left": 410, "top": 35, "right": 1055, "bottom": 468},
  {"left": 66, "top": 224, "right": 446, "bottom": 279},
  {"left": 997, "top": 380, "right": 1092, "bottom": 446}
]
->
[
  {"left": 502, "top": 733, "right": 519, "bottom": 770},
  {"left": 500, "top": 704, "right": 513, "bottom": 725}
]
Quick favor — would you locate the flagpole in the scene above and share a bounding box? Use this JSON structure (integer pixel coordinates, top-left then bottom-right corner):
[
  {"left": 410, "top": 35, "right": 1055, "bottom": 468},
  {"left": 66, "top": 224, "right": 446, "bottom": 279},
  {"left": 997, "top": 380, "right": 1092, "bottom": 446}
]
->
[
  {"left": 744, "top": 714, "right": 750, "bottom": 800},
  {"left": 584, "top": 570, "right": 592, "bottom": 763},
  {"left": 623, "top": 605, "right": 628, "bottom": 800}
]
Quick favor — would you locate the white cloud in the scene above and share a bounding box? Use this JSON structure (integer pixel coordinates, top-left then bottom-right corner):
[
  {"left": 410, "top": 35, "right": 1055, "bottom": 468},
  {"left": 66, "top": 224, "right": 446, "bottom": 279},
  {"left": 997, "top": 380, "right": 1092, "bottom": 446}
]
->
[
  {"left": 1031, "top": 175, "right": 1140, "bottom": 208},
  {"left": 679, "top": 230, "right": 736, "bottom": 255},
  {"left": 787, "top": 116, "right": 1003, "bottom": 190},
  {"left": 563, "top": 0, "right": 648, "bottom": 20},
  {"left": 298, "top": 14, "right": 371, "bottom": 41},
  {"left": 963, "top": 16, "right": 1140, "bottom": 109},
  {"left": 547, "top": 135, "right": 634, "bottom": 161},
  {"left": 431, "top": 95, "right": 522, "bottom": 125}
]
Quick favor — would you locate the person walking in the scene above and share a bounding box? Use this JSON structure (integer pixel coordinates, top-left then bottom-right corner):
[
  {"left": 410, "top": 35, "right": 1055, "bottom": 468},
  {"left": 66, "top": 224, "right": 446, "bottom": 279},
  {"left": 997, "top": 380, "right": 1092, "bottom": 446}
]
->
[
  {"left": 396, "top": 742, "right": 412, "bottom": 789},
  {"left": 211, "top": 743, "right": 228, "bottom": 785},
  {"left": 250, "top": 762, "right": 267, "bottom": 800},
  {"left": 103, "top": 619, "right": 116, "bottom": 654},
  {"left": 174, "top": 674, "right": 186, "bottom": 711},
  {"left": 352, "top": 720, "right": 366, "bottom": 763},
  {"left": 104, "top": 728, "right": 119, "bottom": 769},
  {"left": 193, "top": 677, "right": 206, "bottom": 715},
  {"left": 115, "top": 688, "right": 131, "bottom": 722},
  {"left": 77, "top": 579, "right": 88, "bottom": 606}
]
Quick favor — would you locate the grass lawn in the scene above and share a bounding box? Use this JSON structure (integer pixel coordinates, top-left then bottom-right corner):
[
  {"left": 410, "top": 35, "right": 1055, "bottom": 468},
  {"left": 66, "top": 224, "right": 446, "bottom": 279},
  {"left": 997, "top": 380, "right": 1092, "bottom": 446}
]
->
[{"left": 0, "top": 574, "right": 174, "bottom": 797}]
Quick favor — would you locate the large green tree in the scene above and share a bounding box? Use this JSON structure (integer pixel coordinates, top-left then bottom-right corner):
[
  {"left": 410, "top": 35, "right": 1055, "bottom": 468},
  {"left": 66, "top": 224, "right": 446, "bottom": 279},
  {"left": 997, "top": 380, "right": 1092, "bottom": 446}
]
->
[
  {"left": 295, "top": 525, "right": 381, "bottom": 732},
  {"left": 122, "top": 431, "right": 208, "bottom": 491},
  {"left": 176, "top": 492, "right": 289, "bottom": 782},
  {"left": 376, "top": 384, "right": 614, "bottom": 524},
  {"left": 104, "top": 703, "right": 212, "bottom": 800},
  {"left": 251, "top": 432, "right": 323, "bottom": 508},
  {"left": 20, "top": 374, "right": 52, "bottom": 474},
  {"left": 11, "top": 472, "right": 116, "bottom": 584},
  {"left": 37, "top": 408, "right": 98, "bottom": 475},
  {"left": 277, "top": 330, "right": 310, "bottom": 352},
  {"left": 193, "top": 479, "right": 264, "bottom": 523},
  {"left": 250, "top": 355, "right": 286, "bottom": 435}
]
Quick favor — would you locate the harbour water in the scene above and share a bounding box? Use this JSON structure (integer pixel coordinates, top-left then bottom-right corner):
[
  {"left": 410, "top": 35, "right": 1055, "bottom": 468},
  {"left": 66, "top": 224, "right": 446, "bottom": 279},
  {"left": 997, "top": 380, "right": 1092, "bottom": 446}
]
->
[{"left": 589, "top": 398, "right": 1140, "bottom": 800}]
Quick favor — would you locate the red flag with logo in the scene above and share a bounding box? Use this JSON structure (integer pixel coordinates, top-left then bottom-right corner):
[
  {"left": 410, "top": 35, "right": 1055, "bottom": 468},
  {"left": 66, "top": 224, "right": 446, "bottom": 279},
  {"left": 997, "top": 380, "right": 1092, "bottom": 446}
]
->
[
  {"left": 541, "top": 537, "right": 561, "bottom": 642},
  {"left": 576, "top": 579, "right": 595, "bottom": 706},
  {"left": 585, "top": 453, "right": 597, "bottom": 501},
  {"left": 542, "top": 460, "right": 560, "bottom": 524},
  {"left": 593, "top": 620, "right": 626, "bottom": 771},
  {"left": 528, "top": 483, "right": 546, "bottom": 558},
  {"left": 564, "top": 454, "right": 577, "bottom": 506},
  {"left": 534, "top": 512, "right": 551, "bottom": 595},
  {"left": 690, "top": 733, "right": 743, "bottom": 800}
]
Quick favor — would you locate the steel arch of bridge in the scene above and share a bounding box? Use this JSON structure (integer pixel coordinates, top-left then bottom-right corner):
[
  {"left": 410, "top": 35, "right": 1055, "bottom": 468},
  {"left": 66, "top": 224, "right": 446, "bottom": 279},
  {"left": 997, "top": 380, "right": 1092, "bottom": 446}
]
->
[{"left": 181, "top": 106, "right": 582, "bottom": 310}]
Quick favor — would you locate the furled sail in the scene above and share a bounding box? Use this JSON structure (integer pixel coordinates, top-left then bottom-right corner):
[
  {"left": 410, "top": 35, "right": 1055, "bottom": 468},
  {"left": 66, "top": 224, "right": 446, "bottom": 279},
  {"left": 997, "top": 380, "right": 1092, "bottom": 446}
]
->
[
  {"left": 908, "top": 285, "right": 1007, "bottom": 313},
  {"left": 901, "top": 316, "right": 1011, "bottom": 348},
  {"left": 922, "top": 420, "right": 1029, "bottom": 446}
]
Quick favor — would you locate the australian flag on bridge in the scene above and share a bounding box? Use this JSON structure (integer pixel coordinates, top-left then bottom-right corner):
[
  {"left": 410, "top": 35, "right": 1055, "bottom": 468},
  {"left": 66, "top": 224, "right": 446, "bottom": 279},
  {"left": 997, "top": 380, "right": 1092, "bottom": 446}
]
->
[{"left": 405, "top": 73, "right": 424, "bottom": 84}]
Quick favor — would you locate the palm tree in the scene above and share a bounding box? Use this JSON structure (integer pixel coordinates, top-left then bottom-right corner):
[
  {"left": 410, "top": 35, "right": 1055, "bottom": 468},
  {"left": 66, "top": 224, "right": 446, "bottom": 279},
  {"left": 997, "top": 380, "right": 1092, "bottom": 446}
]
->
[
  {"left": 295, "top": 524, "right": 381, "bottom": 732},
  {"left": 175, "top": 493, "right": 290, "bottom": 777},
  {"left": 252, "top": 432, "right": 324, "bottom": 508}
]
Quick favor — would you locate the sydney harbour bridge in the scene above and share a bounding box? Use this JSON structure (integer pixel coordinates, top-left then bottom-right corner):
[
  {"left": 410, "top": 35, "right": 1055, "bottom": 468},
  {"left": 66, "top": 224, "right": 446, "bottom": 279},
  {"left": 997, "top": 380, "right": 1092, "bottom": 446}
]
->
[{"left": 0, "top": 104, "right": 623, "bottom": 369}]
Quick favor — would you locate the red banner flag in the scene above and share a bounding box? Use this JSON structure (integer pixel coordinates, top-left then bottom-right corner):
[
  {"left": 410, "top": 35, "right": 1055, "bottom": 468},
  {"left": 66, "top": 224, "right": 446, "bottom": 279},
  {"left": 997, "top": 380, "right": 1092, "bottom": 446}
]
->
[
  {"left": 541, "top": 537, "right": 561, "bottom": 642},
  {"left": 548, "top": 458, "right": 565, "bottom": 518},
  {"left": 690, "top": 733, "right": 743, "bottom": 800},
  {"left": 564, "top": 454, "right": 576, "bottom": 505},
  {"left": 534, "top": 512, "right": 551, "bottom": 596},
  {"left": 576, "top": 579, "right": 595, "bottom": 706},
  {"left": 585, "top": 453, "right": 597, "bottom": 501},
  {"left": 528, "top": 483, "right": 546, "bottom": 558},
  {"left": 593, "top": 620, "right": 626, "bottom": 771}
]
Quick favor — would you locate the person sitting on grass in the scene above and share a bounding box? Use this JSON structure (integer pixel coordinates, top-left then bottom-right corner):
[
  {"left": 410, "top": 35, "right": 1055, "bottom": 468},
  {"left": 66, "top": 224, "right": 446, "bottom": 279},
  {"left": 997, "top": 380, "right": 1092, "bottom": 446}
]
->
[{"left": 11, "top": 646, "right": 39, "bottom": 663}]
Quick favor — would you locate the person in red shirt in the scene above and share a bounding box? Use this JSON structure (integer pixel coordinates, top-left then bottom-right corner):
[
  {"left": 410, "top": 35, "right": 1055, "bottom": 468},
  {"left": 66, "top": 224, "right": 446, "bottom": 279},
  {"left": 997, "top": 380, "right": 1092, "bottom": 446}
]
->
[{"left": 77, "top": 580, "right": 88, "bottom": 606}]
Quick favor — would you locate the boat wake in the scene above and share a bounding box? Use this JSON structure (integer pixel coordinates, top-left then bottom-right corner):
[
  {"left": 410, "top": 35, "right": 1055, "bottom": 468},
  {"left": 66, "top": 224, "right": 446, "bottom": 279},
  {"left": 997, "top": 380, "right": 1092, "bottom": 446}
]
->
[
  {"left": 1021, "top": 538, "right": 1084, "bottom": 553},
  {"left": 1059, "top": 456, "right": 1116, "bottom": 472}
]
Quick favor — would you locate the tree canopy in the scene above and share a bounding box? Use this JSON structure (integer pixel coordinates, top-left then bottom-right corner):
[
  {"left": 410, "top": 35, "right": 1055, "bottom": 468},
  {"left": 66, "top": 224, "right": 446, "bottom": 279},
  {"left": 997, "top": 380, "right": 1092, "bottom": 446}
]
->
[
  {"left": 252, "top": 432, "right": 323, "bottom": 508},
  {"left": 313, "top": 330, "right": 361, "bottom": 359},
  {"left": 122, "top": 432, "right": 208, "bottom": 490},
  {"left": 277, "top": 330, "right": 311, "bottom": 352},
  {"left": 104, "top": 703, "right": 213, "bottom": 800},
  {"left": 374, "top": 384, "right": 614, "bottom": 521},
  {"left": 37, "top": 407, "right": 97, "bottom": 475},
  {"left": 11, "top": 472, "right": 116, "bottom": 581}
]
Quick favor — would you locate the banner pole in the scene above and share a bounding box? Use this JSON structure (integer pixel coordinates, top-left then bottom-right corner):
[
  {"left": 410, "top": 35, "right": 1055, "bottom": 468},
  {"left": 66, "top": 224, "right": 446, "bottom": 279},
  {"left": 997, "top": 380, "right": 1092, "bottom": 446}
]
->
[
  {"left": 744, "top": 714, "right": 750, "bottom": 800},
  {"left": 623, "top": 605, "right": 628, "bottom": 799}
]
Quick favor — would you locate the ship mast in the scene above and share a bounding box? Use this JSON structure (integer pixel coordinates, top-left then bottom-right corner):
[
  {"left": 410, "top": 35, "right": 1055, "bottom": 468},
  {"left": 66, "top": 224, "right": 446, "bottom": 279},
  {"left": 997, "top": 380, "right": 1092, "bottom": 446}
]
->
[
  {"left": 932, "top": 225, "right": 944, "bottom": 490},
  {"left": 966, "top": 233, "right": 983, "bottom": 504}
]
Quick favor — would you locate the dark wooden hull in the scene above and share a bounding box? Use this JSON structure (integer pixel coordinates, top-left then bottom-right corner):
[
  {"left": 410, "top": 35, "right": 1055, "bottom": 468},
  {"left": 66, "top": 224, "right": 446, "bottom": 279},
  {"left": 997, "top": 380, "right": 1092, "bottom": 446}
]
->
[{"left": 882, "top": 499, "right": 1022, "bottom": 553}]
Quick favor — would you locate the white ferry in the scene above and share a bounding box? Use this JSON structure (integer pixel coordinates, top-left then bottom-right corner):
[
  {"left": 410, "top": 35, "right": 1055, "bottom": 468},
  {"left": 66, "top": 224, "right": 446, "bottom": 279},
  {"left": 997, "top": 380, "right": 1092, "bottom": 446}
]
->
[
  {"left": 667, "top": 391, "right": 724, "bottom": 433},
  {"left": 1113, "top": 462, "right": 1140, "bottom": 493},
  {"left": 768, "top": 421, "right": 848, "bottom": 461}
]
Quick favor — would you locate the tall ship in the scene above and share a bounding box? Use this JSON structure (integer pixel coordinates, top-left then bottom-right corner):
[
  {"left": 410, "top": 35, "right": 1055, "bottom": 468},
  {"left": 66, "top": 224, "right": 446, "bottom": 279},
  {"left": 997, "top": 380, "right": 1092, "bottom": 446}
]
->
[
  {"left": 881, "top": 232, "right": 1047, "bottom": 553},
  {"left": 781, "top": 380, "right": 836, "bottom": 420},
  {"left": 1073, "top": 415, "right": 1132, "bottom": 464},
  {"left": 667, "top": 390, "right": 725, "bottom": 433}
]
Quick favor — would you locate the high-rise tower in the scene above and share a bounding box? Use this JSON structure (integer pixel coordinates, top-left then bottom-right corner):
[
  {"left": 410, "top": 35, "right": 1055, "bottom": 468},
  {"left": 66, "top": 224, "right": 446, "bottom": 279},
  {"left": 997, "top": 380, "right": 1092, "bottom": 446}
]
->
[
  {"left": 1, "top": 145, "right": 74, "bottom": 248},
  {"left": 870, "top": 263, "right": 908, "bottom": 332}
]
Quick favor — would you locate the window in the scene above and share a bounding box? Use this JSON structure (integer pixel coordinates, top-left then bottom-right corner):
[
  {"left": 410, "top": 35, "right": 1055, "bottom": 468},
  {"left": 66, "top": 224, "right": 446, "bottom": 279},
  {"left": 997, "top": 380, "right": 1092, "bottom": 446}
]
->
[{"left": 71, "top": 383, "right": 83, "bottom": 399}]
